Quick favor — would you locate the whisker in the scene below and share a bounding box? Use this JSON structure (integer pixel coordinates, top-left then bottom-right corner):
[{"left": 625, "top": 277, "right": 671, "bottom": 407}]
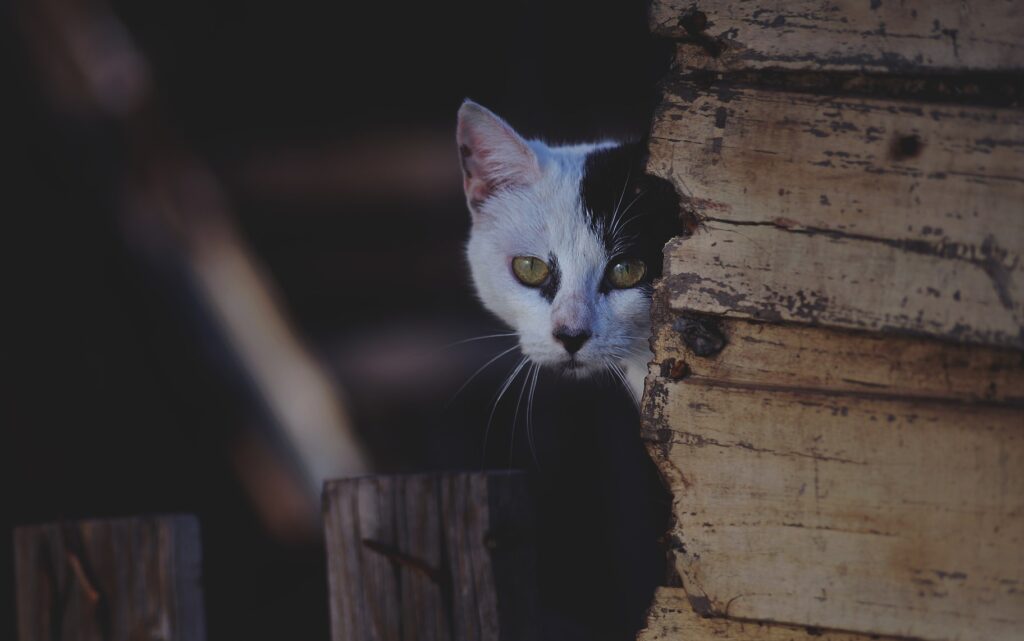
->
[
  {"left": 609, "top": 188, "right": 647, "bottom": 244},
  {"left": 526, "top": 364, "right": 541, "bottom": 468},
  {"left": 482, "top": 356, "right": 530, "bottom": 467},
  {"left": 439, "top": 332, "right": 518, "bottom": 351},
  {"left": 611, "top": 362, "right": 641, "bottom": 410},
  {"left": 446, "top": 344, "right": 520, "bottom": 408},
  {"left": 508, "top": 361, "right": 533, "bottom": 469},
  {"left": 607, "top": 168, "right": 633, "bottom": 240}
]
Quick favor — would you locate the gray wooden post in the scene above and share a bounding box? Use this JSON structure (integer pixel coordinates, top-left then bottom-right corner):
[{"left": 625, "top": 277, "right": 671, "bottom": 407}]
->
[
  {"left": 14, "top": 515, "right": 206, "bottom": 641},
  {"left": 323, "top": 473, "right": 540, "bottom": 641}
]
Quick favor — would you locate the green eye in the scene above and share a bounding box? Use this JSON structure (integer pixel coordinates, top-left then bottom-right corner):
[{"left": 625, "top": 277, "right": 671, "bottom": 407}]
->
[
  {"left": 511, "top": 256, "right": 551, "bottom": 287},
  {"left": 606, "top": 258, "right": 647, "bottom": 289}
]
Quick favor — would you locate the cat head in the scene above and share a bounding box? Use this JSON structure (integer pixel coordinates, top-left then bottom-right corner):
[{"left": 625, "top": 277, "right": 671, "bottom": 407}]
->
[{"left": 457, "top": 100, "right": 680, "bottom": 381}]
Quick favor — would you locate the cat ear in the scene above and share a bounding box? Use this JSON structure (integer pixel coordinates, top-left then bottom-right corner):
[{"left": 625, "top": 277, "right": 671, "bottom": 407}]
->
[{"left": 457, "top": 100, "right": 540, "bottom": 212}]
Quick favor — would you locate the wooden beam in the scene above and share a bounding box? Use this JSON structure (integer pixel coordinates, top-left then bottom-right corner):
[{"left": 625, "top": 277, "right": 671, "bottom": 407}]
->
[
  {"left": 649, "top": 0, "right": 1024, "bottom": 73},
  {"left": 649, "top": 307, "right": 1024, "bottom": 404},
  {"left": 648, "top": 80, "right": 1024, "bottom": 348},
  {"left": 641, "top": 376, "right": 1024, "bottom": 641},
  {"left": 648, "top": 80, "right": 1024, "bottom": 252},
  {"left": 661, "top": 222, "right": 1023, "bottom": 348},
  {"left": 14, "top": 515, "right": 205, "bottom": 641},
  {"left": 639, "top": 587, "right": 908, "bottom": 641},
  {"left": 323, "top": 473, "right": 540, "bottom": 641}
]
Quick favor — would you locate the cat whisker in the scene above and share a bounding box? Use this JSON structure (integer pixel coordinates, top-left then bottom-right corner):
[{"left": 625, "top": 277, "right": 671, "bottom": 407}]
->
[
  {"left": 526, "top": 363, "right": 541, "bottom": 469},
  {"left": 608, "top": 361, "right": 640, "bottom": 409},
  {"left": 447, "top": 344, "right": 520, "bottom": 408},
  {"left": 617, "top": 188, "right": 648, "bottom": 222},
  {"left": 482, "top": 355, "right": 530, "bottom": 467},
  {"left": 508, "top": 361, "right": 534, "bottom": 469},
  {"left": 608, "top": 188, "right": 648, "bottom": 243},
  {"left": 439, "top": 332, "right": 518, "bottom": 351}
]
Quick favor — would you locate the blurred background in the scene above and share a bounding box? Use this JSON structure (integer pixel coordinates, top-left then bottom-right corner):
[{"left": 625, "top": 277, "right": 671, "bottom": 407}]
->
[{"left": 1, "top": 0, "right": 672, "bottom": 639}]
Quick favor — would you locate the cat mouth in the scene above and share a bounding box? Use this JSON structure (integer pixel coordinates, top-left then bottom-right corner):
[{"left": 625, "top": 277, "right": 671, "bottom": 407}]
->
[{"left": 558, "top": 358, "right": 591, "bottom": 376}]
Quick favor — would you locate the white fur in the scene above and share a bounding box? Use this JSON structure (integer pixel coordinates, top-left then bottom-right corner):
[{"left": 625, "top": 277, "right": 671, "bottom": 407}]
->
[{"left": 459, "top": 101, "right": 650, "bottom": 401}]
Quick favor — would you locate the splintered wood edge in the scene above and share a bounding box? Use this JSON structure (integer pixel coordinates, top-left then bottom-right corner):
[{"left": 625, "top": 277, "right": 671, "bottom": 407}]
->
[
  {"left": 647, "top": 0, "right": 1024, "bottom": 73},
  {"left": 639, "top": 588, "right": 910, "bottom": 641}
]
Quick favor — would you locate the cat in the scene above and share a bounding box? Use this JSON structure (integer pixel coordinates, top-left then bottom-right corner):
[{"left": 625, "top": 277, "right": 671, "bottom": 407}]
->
[{"left": 457, "top": 100, "right": 681, "bottom": 401}]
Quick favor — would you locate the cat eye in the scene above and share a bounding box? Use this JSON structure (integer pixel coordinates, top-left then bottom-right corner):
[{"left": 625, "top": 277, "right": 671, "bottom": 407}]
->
[
  {"left": 606, "top": 258, "right": 646, "bottom": 289},
  {"left": 511, "top": 256, "right": 551, "bottom": 287}
]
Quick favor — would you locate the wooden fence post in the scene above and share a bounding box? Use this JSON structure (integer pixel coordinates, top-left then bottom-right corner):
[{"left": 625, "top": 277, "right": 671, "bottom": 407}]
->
[
  {"left": 13, "top": 515, "right": 206, "bottom": 641},
  {"left": 323, "top": 473, "right": 539, "bottom": 641}
]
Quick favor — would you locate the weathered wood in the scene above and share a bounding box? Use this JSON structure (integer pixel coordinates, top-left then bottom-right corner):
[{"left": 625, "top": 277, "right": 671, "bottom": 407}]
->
[
  {"left": 649, "top": 80, "right": 1024, "bottom": 251},
  {"left": 649, "top": 0, "right": 1024, "bottom": 73},
  {"left": 649, "top": 81, "right": 1024, "bottom": 348},
  {"left": 323, "top": 473, "right": 539, "bottom": 641},
  {"left": 650, "top": 308, "right": 1024, "bottom": 404},
  {"left": 661, "top": 220, "right": 1024, "bottom": 348},
  {"left": 641, "top": 374, "right": 1024, "bottom": 641},
  {"left": 639, "top": 587, "right": 906, "bottom": 641},
  {"left": 14, "top": 515, "right": 205, "bottom": 641}
]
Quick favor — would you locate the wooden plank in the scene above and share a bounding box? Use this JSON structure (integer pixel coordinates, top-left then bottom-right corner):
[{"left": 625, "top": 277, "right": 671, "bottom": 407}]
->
[
  {"left": 649, "top": 303, "right": 1024, "bottom": 404},
  {"left": 649, "top": 0, "right": 1024, "bottom": 73},
  {"left": 14, "top": 515, "right": 205, "bottom": 641},
  {"left": 649, "top": 81, "right": 1024, "bottom": 347},
  {"left": 640, "top": 379, "right": 1024, "bottom": 641},
  {"left": 322, "top": 473, "right": 539, "bottom": 641},
  {"left": 661, "top": 218, "right": 1024, "bottom": 348},
  {"left": 648, "top": 81, "right": 1024, "bottom": 263},
  {"left": 639, "top": 587, "right": 905, "bottom": 641}
]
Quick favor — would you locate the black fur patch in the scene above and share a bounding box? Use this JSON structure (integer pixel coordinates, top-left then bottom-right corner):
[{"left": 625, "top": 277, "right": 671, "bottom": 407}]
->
[
  {"left": 579, "top": 144, "right": 682, "bottom": 291},
  {"left": 539, "top": 253, "right": 561, "bottom": 302}
]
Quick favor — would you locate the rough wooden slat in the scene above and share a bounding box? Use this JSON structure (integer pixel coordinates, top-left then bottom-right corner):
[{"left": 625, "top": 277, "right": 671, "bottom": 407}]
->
[
  {"left": 650, "top": 307, "right": 1024, "bottom": 404},
  {"left": 662, "top": 217, "right": 1024, "bottom": 348},
  {"left": 648, "top": 80, "right": 1024, "bottom": 262},
  {"left": 14, "top": 515, "right": 205, "bottom": 641},
  {"left": 649, "top": 0, "right": 1024, "bottom": 73},
  {"left": 640, "top": 378, "right": 1024, "bottom": 641},
  {"left": 639, "top": 587, "right": 907, "bottom": 641},
  {"left": 323, "top": 473, "right": 539, "bottom": 641}
]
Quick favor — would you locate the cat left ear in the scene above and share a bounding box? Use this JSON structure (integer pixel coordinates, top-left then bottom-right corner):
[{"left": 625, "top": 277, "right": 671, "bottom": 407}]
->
[{"left": 457, "top": 100, "right": 540, "bottom": 213}]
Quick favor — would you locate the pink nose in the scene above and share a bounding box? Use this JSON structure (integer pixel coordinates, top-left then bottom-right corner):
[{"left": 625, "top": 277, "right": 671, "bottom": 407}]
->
[{"left": 553, "top": 330, "right": 590, "bottom": 355}]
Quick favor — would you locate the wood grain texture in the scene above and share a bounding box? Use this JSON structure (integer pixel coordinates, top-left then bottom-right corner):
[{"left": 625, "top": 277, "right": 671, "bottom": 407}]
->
[
  {"left": 662, "top": 220, "right": 1024, "bottom": 348},
  {"left": 648, "top": 80, "right": 1024, "bottom": 251},
  {"left": 14, "top": 515, "right": 205, "bottom": 641},
  {"left": 648, "top": 81, "right": 1024, "bottom": 350},
  {"left": 639, "top": 587, "right": 905, "bottom": 641},
  {"left": 650, "top": 80, "right": 1024, "bottom": 250},
  {"left": 641, "top": 374, "right": 1024, "bottom": 641},
  {"left": 649, "top": 0, "right": 1024, "bottom": 73},
  {"left": 650, "top": 308, "right": 1024, "bottom": 404},
  {"left": 322, "top": 473, "right": 539, "bottom": 641}
]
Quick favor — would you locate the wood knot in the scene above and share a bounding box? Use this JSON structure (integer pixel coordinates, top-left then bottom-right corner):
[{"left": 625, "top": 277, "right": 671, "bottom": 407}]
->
[
  {"left": 673, "top": 315, "right": 726, "bottom": 357},
  {"left": 661, "top": 358, "right": 692, "bottom": 380},
  {"left": 891, "top": 134, "right": 923, "bottom": 160},
  {"left": 677, "top": 8, "right": 726, "bottom": 57}
]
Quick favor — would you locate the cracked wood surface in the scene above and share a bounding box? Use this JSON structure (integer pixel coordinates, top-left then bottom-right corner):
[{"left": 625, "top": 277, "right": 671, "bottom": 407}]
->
[
  {"left": 639, "top": 587, "right": 905, "bottom": 641},
  {"left": 663, "top": 222, "right": 1023, "bottom": 347},
  {"left": 649, "top": 0, "right": 1024, "bottom": 73},
  {"left": 322, "top": 473, "right": 539, "bottom": 641},
  {"left": 14, "top": 515, "right": 205, "bottom": 641},
  {"left": 649, "top": 79, "right": 1024, "bottom": 252},
  {"left": 651, "top": 311, "right": 1024, "bottom": 404},
  {"left": 640, "top": 365, "right": 1024, "bottom": 641},
  {"left": 648, "top": 81, "right": 1024, "bottom": 348}
]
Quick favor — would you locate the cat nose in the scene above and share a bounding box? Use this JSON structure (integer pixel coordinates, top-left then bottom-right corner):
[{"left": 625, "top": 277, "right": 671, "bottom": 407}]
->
[{"left": 553, "top": 329, "right": 591, "bottom": 355}]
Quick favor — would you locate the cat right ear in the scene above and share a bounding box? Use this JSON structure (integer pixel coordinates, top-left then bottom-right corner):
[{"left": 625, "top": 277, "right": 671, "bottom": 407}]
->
[{"left": 457, "top": 100, "right": 540, "bottom": 214}]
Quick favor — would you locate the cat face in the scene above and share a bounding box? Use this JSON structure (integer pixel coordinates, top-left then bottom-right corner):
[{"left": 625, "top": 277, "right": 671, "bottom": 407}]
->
[{"left": 457, "top": 100, "right": 680, "bottom": 383}]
